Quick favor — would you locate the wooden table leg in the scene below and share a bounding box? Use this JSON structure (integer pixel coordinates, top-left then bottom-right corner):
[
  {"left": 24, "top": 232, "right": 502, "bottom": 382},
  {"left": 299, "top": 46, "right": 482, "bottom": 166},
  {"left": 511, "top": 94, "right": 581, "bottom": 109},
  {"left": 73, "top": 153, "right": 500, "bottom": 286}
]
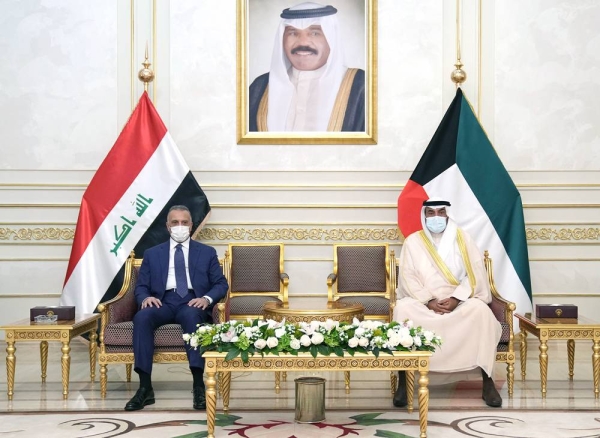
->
[
  {"left": 205, "top": 368, "right": 217, "bottom": 438},
  {"left": 344, "top": 371, "right": 351, "bottom": 393},
  {"left": 418, "top": 370, "right": 429, "bottom": 438},
  {"left": 593, "top": 339, "right": 600, "bottom": 399},
  {"left": 40, "top": 341, "right": 48, "bottom": 382},
  {"left": 89, "top": 330, "right": 97, "bottom": 382},
  {"left": 406, "top": 370, "right": 415, "bottom": 414},
  {"left": 567, "top": 339, "right": 575, "bottom": 380},
  {"left": 275, "top": 371, "right": 281, "bottom": 394},
  {"left": 61, "top": 340, "right": 71, "bottom": 399},
  {"left": 222, "top": 371, "right": 231, "bottom": 414},
  {"left": 520, "top": 330, "right": 527, "bottom": 380},
  {"left": 539, "top": 339, "right": 548, "bottom": 398},
  {"left": 5, "top": 338, "right": 15, "bottom": 400}
]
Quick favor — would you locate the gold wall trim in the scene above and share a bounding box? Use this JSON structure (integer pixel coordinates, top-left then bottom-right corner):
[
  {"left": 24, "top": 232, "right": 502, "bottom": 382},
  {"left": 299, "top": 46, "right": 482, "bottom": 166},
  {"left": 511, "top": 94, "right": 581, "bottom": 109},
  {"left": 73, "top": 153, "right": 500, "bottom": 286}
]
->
[
  {"left": 526, "top": 227, "right": 600, "bottom": 241},
  {"left": 0, "top": 227, "right": 74, "bottom": 241},
  {"left": 1, "top": 226, "right": 600, "bottom": 243},
  {"left": 197, "top": 227, "right": 401, "bottom": 242}
]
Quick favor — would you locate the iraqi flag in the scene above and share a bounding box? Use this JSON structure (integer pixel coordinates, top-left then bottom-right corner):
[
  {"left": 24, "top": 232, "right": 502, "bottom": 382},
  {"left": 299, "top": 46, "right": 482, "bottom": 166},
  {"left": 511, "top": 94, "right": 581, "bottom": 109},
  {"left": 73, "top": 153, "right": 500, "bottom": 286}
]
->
[
  {"left": 397, "top": 88, "right": 532, "bottom": 315},
  {"left": 60, "top": 92, "right": 210, "bottom": 314}
]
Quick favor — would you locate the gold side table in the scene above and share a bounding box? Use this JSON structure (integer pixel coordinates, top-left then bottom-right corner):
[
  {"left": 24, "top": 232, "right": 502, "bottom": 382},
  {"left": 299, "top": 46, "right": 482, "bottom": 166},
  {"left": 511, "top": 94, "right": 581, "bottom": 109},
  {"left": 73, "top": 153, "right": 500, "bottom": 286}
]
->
[
  {"left": 262, "top": 301, "right": 364, "bottom": 323},
  {"left": 516, "top": 312, "right": 600, "bottom": 398},
  {"left": 1, "top": 314, "right": 100, "bottom": 399}
]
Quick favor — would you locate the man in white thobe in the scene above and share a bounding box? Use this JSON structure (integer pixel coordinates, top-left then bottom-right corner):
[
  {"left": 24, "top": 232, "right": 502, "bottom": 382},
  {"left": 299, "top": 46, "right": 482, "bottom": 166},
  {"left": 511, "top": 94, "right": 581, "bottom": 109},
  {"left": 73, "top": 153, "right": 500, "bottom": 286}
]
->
[{"left": 393, "top": 198, "right": 503, "bottom": 407}]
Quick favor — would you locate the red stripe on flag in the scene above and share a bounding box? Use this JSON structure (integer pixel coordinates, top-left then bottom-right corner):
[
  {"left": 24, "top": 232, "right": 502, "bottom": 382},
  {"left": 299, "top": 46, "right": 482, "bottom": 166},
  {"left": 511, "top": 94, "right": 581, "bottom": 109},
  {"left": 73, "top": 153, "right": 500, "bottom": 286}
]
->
[
  {"left": 398, "top": 180, "right": 429, "bottom": 238},
  {"left": 64, "top": 92, "right": 167, "bottom": 284}
]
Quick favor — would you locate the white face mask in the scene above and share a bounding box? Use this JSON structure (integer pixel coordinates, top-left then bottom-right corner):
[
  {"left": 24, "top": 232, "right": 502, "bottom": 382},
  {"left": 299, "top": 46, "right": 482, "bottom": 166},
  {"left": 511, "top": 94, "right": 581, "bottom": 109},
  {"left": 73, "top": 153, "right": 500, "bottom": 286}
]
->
[
  {"left": 425, "top": 216, "right": 447, "bottom": 234},
  {"left": 170, "top": 225, "right": 190, "bottom": 243}
]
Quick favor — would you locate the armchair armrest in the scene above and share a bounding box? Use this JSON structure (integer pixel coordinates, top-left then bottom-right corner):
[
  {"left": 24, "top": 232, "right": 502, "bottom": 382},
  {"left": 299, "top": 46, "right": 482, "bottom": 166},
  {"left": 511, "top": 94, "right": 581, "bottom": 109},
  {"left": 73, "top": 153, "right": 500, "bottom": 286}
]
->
[{"left": 327, "top": 273, "right": 337, "bottom": 304}]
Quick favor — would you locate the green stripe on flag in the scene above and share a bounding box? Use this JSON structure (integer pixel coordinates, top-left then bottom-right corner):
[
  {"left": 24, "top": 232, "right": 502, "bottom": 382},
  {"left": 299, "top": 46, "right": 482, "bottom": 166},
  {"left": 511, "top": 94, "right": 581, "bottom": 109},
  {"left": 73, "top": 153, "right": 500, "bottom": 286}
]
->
[{"left": 455, "top": 95, "right": 532, "bottom": 299}]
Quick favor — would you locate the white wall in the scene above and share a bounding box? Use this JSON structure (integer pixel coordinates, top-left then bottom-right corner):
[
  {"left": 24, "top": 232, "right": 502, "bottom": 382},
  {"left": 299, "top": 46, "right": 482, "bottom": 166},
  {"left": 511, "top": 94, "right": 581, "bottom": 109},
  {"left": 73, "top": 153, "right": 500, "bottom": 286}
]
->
[{"left": 0, "top": 0, "right": 599, "bottom": 335}]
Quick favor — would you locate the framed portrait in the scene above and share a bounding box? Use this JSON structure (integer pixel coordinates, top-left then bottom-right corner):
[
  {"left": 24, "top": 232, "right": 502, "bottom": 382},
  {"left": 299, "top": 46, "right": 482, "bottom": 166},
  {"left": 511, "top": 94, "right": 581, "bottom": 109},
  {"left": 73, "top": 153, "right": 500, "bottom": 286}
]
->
[{"left": 236, "top": 0, "right": 377, "bottom": 144}]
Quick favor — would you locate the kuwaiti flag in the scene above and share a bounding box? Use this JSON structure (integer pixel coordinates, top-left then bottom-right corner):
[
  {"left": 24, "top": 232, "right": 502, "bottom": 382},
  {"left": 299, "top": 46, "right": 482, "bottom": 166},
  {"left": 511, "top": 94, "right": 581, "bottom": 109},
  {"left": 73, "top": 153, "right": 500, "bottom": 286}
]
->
[
  {"left": 397, "top": 88, "right": 532, "bottom": 314},
  {"left": 60, "top": 91, "right": 210, "bottom": 314}
]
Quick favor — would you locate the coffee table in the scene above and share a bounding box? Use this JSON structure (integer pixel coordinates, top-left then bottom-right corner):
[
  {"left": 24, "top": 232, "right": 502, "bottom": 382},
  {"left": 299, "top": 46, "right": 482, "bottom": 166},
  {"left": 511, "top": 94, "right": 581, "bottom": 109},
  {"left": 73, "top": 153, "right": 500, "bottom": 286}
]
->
[
  {"left": 262, "top": 301, "right": 365, "bottom": 392},
  {"left": 204, "top": 350, "right": 432, "bottom": 438},
  {"left": 516, "top": 312, "right": 600, "bottom": 398},
  {"left": 0, "top": 314, "right": 100, "bottom": 399}
]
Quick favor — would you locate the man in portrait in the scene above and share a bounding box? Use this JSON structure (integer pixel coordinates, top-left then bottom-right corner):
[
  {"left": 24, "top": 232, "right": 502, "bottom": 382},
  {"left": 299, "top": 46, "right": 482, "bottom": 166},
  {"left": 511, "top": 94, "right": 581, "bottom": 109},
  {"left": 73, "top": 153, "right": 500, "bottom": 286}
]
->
[{"left": 248, "top": 2, "right": 365, "bottom": 132}]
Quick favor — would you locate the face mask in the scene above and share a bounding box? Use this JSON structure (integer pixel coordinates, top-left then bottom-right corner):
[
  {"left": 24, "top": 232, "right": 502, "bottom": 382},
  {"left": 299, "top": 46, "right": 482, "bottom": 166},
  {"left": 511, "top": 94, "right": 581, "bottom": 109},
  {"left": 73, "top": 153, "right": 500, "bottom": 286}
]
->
[
  {"left": 170, "top": 225, "right": 190, "bottom": 243},
  {"left": 425, "top": 216, "right": 447, "bottom": 234}
]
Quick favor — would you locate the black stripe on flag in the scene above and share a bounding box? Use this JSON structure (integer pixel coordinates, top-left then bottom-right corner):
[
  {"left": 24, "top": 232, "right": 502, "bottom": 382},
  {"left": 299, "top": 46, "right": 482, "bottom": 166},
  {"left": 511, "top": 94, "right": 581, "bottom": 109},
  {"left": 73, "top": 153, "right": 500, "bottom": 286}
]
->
[{"left": 410, "top": 89, "right": 463, "bottom": 186}]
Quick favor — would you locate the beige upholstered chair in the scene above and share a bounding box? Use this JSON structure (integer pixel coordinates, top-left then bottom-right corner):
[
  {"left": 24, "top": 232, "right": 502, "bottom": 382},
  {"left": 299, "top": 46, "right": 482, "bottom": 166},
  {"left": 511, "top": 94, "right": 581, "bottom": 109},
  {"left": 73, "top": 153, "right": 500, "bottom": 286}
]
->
[
  {"left": 327, "top": 243, "right": 398, "bottom": 391},
  {"left": 96, "top": 251, "right": 227, "bottom": 398},
  {"left": 222, "top": 243, "right": 289, "bottom": 319}
]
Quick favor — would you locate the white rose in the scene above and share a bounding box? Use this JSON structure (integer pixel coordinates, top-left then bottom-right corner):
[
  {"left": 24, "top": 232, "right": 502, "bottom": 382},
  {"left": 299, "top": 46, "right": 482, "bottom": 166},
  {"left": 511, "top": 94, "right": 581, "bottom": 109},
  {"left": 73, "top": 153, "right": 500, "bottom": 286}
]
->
[
  {"left": 266, "top": 336, "right": 279, "bottom": 349},
  {"left": 300, "top": 335, "right": 312, "bottom": 347},
  {"left": 290, "top": 338, "right": 301, "bottom": 350},
  {"left": 399, "top": 327, "right": 411, "bottom": 339},
  {"left": 348, "top": 337, "right": 359, "bottom": 348},
  {"left": 275, "top": 328, "right": 286, "bottom": 338},
  {"left": 355, "top": 327, "right": 365, "bottom": 337},
  {"left": 413, "top": 336, "right": 422, "bottom": 347},
  {"left": 189, "top": 337, "right": 199, "bottom": 348},
  {"left": 182, "top": 333, "right": 191, "bottom": 342},
  {"left": 387, "top": 334, "right": 401, "bottom": 348},
  {"left": 424, "top": 331, "right": 434, "bottom": 342},
  {"left": 324, "top": 319, "right": 338, "bottom": 332},
  {"left": 358, "top": 337, "right": 369, "bottom": 347},
  {"left": 400, "top": 334, "right": 414, "bottom": 348},
  {"left": 352, "top": 317, "right": 361, "bottom": 326},
  {"left": 310, "top": 320, "right": 321, "bottom": 332},
  {"left": 311, "top": 332, "right": 325, "bottom": 345},
  {"left": 254, "top": 339, "right": 267, "bottom": 349}
]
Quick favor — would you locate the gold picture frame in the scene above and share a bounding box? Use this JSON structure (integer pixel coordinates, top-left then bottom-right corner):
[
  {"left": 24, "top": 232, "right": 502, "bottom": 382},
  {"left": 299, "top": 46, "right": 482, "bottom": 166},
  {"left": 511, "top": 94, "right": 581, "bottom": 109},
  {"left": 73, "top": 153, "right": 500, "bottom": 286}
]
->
[{"left": 236, "top": 0, "right": 377, "bottom": 145}]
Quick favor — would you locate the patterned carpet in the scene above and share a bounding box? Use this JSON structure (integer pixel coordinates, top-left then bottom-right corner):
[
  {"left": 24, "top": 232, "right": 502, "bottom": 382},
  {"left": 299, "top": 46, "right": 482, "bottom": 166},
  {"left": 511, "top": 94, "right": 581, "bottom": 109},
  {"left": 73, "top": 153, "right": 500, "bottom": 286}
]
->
[{"left": 2, "top": 409, "right": 600, "bottom": 438}]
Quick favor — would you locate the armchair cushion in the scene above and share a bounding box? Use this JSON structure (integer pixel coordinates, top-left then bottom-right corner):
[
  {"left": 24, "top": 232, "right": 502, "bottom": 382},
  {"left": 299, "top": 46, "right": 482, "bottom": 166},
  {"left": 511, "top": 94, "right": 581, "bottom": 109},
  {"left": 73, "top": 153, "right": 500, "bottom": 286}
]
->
[
  {"left": 337, "top": 296, "right": 390, "bottom": 316},
  {"left": 229, "top": 296, "right": 283, "bottom": 316},
  {"left": 231, "top": 246, "right": 281, "bottom": 292},
  {"left": 337, "top": 246, "right": 386, "bottom": 292}
]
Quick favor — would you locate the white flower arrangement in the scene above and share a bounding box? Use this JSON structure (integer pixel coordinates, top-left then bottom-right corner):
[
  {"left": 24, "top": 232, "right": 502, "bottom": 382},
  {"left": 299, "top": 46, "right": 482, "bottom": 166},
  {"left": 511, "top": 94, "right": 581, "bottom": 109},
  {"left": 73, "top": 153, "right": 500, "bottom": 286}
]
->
[{"left": 183, "top": 318, "right": 442, "bottom": 363}]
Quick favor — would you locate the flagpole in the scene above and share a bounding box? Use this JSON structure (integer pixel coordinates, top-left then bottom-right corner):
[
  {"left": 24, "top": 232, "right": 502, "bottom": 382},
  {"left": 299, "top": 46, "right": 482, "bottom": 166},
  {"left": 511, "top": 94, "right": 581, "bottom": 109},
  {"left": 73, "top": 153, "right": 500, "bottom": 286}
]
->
[
  {"left": 138, "top": 42, "right": 155, "bottom": 94},
  {"left": 451, "top": 0, "right": 466, "bottom": 87}
]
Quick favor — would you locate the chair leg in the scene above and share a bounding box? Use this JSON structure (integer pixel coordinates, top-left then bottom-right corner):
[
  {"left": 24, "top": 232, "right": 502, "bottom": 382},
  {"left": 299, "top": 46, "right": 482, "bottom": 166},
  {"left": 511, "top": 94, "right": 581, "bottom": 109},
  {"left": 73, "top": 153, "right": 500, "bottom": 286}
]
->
[
  {"left": 345, "top": 371, "right": 351, "bottom": 393},
  {"left": 126, "top": 364, "right": 132, "bottom": 382},
  {"left": 100, "top": 364, "right": 107, "bottom": 398},
  {"left": 507, "top": 361, "right": 514, "bottom": 396},
  {"left": 275, "top": 371, "right": 281, "bottom": 393}
]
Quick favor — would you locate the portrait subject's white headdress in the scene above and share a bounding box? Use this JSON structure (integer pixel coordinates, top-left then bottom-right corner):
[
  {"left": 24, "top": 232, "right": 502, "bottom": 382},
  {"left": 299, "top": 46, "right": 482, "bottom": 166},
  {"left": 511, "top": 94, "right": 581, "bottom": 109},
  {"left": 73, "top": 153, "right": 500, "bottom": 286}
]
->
[{"left": 267, "top": 2, "right": 348, "bottom": 131}]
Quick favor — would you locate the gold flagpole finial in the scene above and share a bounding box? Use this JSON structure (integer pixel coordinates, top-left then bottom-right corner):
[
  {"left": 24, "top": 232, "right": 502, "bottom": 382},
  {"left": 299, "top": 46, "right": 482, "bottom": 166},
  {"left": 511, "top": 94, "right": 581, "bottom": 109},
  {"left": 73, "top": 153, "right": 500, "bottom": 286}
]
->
[
  {"left": 451, "top": 0, "right": 467, "bottom": 86},
  {"left": 138, "top": 42, "right": 155, "bottom": 92}
]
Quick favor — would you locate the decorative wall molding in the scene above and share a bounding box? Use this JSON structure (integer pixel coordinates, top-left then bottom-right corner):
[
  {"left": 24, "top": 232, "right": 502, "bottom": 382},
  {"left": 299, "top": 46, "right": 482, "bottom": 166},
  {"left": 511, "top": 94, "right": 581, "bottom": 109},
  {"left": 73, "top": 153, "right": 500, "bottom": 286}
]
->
[
  {"left": 525, "top": 227, "right": 600, "bottom": 242},
  {"left": 0, "top": 227, "right": 74, "bottom": 241},
  {"left": 196, "top": 227, "right": 402, "bottom": 242},
  {"left": 2, "top": 225, "right": 600, "bottom": 243}
]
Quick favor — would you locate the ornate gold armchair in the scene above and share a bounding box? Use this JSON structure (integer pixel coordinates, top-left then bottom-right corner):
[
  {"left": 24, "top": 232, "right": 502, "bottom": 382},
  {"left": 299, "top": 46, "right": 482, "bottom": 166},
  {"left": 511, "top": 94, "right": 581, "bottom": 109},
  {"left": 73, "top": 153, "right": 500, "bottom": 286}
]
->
[
  {"left": 327, "top": 243, "right": 398, "bottom": 391},
  {"left": 96, "top": 252, "right": 226, "bottom": 398},
  {"left": 327, "top": 243, "right": 397, "bottom": 321},
  {"left": 484, "top": 250, "right": 516, "bottom": 396},
  {"left": 222, "top": 243, "right": 289, "bottom": 320}
]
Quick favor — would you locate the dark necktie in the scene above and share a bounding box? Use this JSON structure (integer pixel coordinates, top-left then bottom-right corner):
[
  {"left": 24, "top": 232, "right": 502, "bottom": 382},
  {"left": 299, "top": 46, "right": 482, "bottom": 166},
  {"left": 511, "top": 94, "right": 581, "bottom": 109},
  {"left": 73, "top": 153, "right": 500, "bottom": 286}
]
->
[{"left": 174, "top": 243, "right": 188, "bottom": 298}]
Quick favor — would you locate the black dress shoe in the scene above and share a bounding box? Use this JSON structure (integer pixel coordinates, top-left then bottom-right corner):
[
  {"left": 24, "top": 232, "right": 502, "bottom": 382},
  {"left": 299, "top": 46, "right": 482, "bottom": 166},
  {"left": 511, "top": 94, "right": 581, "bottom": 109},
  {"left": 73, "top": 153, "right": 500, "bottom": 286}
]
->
[
  {"left": 124, "top": 387, "right": 155, "bottom": 411},
  {"left": 482, "top": 378, "right": 502, "bottom": 407},
  {"left": 393, "top": 371, "right": 408, "bottom": 408},
  {"left": 193, "top": 386, "right": 206, "bottom": 410}
]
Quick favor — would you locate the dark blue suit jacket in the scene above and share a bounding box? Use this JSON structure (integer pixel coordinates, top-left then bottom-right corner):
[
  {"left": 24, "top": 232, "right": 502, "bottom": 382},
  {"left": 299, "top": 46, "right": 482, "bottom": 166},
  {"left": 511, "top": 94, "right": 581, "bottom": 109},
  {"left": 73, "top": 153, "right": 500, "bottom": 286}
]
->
[{"left": 134, "top": 239, "right": 228, "bottom": 310}]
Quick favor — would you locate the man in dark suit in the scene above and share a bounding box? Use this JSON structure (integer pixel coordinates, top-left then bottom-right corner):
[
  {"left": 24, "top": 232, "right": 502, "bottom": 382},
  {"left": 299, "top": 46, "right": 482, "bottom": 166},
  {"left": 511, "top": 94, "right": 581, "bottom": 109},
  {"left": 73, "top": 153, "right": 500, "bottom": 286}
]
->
[{"left": 124, "top": 205, "right": 228, "bottom": 411}]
